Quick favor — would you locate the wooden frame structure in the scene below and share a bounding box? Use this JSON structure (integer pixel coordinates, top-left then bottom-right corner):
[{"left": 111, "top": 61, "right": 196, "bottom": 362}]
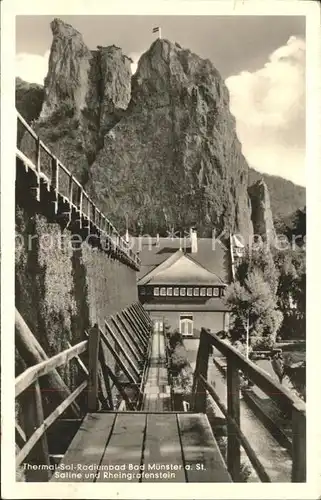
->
[
  {"left": 15, "top": 301, "right": 153, "bottom": 480},
  {"left": 16, "top": 111, "right": 140, "bottom": 270},
  {"left": 191, "top": 328, "right": 306, "bottom": 483}
]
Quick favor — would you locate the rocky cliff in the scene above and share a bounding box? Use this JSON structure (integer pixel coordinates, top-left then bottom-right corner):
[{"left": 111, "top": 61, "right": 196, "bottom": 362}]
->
[
  {"left": 248, "top": 180, "right": 275, "bottom": 243},
  {"left": 18, "top": 18, "right": 305, "bottom": 239},
  {"left": 91, "top": 38, "right": 253, "bottom": 237},
  {"left": 16, "top": 77, "right": 44, "bottom": 145},
  {"left": 20, "top": 18, "right": 132, "bottom": 185}
]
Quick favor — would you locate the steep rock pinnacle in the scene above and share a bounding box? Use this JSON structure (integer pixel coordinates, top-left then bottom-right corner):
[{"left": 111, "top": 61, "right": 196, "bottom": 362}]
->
[{"left": 91, "top": 38, "right": 253, "bottom": 237}]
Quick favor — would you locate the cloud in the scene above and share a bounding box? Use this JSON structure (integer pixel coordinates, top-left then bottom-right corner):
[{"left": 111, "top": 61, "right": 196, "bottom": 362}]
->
[
  {"left": 16, "top": 51, "right": 50, "bottom": 85},
  {"left": 226, "top": 36, "right": 305, "bottom": 186}
]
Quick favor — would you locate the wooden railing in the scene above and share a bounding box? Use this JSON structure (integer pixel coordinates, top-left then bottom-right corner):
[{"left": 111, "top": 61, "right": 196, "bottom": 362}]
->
[
  {"left": 15, "top": 302, "right": 152, "bottom": 479},
  {"left": 192, "top": 328, "right": 306, "bottom": 483},
  {"left": 16, "top": 111, "right": 140, "bottom": 270}
]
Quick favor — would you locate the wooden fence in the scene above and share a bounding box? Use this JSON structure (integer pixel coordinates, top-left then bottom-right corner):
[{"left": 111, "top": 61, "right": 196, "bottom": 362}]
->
[
  {"left": 16, "top": 110, "right": 140, "bottom": 270},
  {"left": 191, "top": 328, "right": 306, "bottom": 483},
  {"left": 15, "top": 302, "right": 152, "bottom": 480}
]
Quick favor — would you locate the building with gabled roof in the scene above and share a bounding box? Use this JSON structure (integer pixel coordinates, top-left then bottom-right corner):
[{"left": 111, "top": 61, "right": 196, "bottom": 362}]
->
[{"left": 132, "top": 231, "right": 233, "bottom": 337}]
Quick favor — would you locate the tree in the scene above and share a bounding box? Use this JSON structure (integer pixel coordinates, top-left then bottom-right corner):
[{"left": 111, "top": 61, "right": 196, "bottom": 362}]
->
[
  {"left": 225, "top": 247, "right": 283, "bottom": 350},
  {"left": 274, "top": 247, "right": 306, "bottom": 340}
]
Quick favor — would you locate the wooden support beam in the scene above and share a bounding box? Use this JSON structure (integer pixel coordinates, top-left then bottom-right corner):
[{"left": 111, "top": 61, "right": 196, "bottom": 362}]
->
[
  {"left": 100, "top": 364, "right": 135, "bottom": 411},
  {"left": 123, "top": 309, "right": 148, "bottom": 349},
  {"left": 68, "top": 174, "right": 73, "bottom": 205},
  {"left": 51, "top": 157, "right": 59, "bottom": 214},
  {"left": 15, "top": 423, "right": 26, "bottom": 450},
  {"left": 35, "top": 136, "right": 41, "bottom": 202},
  {"left": 17, "top": 381, "right": 87, "bottom": 468},
  {"left": 110, "top": 316, "right": 142, "bottom": 366},
  {"left": 99, "top": 327, "right": 137, "bottom": 384},
  {"left": 134, "top": 301, "right": 150, "bottom": 328},
  {"left": 20, "top": 380, "right": 50, "bottom": 481},
  {"left": 227, "top": 357, "right": 241, "bottom": 482},
  {"left": 88, "top": 324, "right": 101, "bottom": 412},
  {"left": 15, "top": 309, "right": 80, "bottom": 417},
  {"left": 105, "top": 320, "right": 141, "bottom": 381},
  {"left": 292, "top": 406, "right": 306, "bottom": 482},
  {"left": 16, "top": 340, "right": 87, "bottom": 397},
  {"left": 135, "top": 301, "right": 152, "bottom": 327},
  {"left": 122, "top": 308, "right": 147, "bottom": 348},
  {"left": 98, "top": 342, "right": 114, "bottom": 411},
  {"left": 129, "top": 304, "right": 150, "bottom": 339},
  {"left": 116, "top": 313, "right": 145, "bottom": 359}
]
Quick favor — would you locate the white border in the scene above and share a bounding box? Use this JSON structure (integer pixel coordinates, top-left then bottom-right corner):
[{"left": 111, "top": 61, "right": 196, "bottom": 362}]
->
[{"left": 1, "top": 1, "right": 321, "bottom": 499}]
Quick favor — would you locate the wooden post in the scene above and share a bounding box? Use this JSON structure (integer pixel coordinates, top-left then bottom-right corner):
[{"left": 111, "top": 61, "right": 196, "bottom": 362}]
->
[
  {"left": 291, "top": 406, "right": 306, "bottom": 482},
  {"left": 227, "top": 356, "right": 241, "bottom": 481},
  {"left": 88, "top": 324, "right": 101, "bottom": 412},
  {"left": 35, "top": 137, "right": 41, "bottom": 201},
  {"left": 192, "top": 329, "right": 211, "bottom": 413},
  {"left": 20, "top": 380, "right": 50, "bottom": 481},
  {"left": 15, "top": 309, "right": 80, "bottom": 417},
  {"left": 79, "top": 187, "right": 83, "bottom": 213},
  {"left": 68, "top": 175, "right": 73, "bottom": 205},
  {"left": 51, "top": 157, "right": 59, "bottom": 214},
  {"left": 98, "top": 342, "right": 114, "bottom": 411}
]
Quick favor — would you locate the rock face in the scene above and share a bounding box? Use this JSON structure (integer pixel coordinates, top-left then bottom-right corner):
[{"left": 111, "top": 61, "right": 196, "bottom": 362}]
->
[
  {"left": 248, "top": 180, "right": 275, "bottom": 243},
  {"left": 91, "top": 38, "right": 253, "bottom": 237},
  {"left": 20, "top": 20, "right": 258, "bottom": 237},
  {"left": 15, "top": 77, "right": 44, "bottom": 145},
  {"left": 20, "top": 18, "right": 132, "bottom": 184}
]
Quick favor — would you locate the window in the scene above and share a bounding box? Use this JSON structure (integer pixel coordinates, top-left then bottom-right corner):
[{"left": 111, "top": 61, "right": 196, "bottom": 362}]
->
[
  {"left": 193, "top": 287, "right": 199, "bottom": 296},
  {"left": 180, "top": 288, "right": 186, "bottom": 296},
  {"left": 154, "top": 287, "right": 159, "bottom": 296},
  {"left": 140, "top": 287, "right": 146, "bottom": 295},
  {"left": 221, "top": 287, "right": 226, "bottom": 297},
  {"left": 187, "top": 287, "right": 193, "bottom": 296},
  {"left": 180, "top": 314, "right": 193, "bottom": 336},
  {"left": 147, "top": 287, "right": 152, "bottom": 295},
  {"left": 174, "top": 287, "right": 179, "bottom": 296},
  {"left": 200, "top": 287, "right": 206, "bottom": 296},
  {"left": 207, "top": 287, "right": 213, "bottom": 296},
  {"left": 160, "top": 287, "right": 166, "bottom": 296},
  {"left": 213, "top": 287, "right": 219, "bottom": 297},
  {"left": 167, "top": 287, "right": 173, "bottom": 296}
]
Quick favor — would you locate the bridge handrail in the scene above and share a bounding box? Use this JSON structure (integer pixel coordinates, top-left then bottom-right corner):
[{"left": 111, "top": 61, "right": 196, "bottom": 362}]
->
[
  {"left": 192, "top": 328, "right": 306, "bottom": 483},
  {"left": 16, "top": 110, "right": 140, "bottom": 269},
  {"left": 15, "top": 340, "right": 88, "bottom": 398}
]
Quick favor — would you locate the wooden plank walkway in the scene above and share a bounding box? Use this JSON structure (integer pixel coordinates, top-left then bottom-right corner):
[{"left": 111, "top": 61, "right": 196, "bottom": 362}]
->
[
  {"left": 142, "top": 327, "right": 171, "bottom": 411},
  {"left": 50, "top": 412, "right": 231, "bottom": 482}
]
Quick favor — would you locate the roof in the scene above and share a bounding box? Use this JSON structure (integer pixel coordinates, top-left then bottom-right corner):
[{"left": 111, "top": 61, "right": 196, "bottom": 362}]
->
[
  {"left": 143, "top": 298, "right": 229, "bottom": 312},
  {"left": 139, "top": 252, "right": 224, "bottom": 286},
  {"left": 132, "top": 237, "right": 231, "bottom": 284}
]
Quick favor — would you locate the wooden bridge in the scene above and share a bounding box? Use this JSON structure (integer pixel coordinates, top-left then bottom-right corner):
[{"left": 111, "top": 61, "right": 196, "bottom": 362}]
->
[
  {"left": 16, "top": 111, "right": 140, "bottom": 270},
  {"left": 15, "top": 304, "right": 306, "bottom": 483},
  {"left": 15, "top": 111, "right": 306, "bottom": 483}
]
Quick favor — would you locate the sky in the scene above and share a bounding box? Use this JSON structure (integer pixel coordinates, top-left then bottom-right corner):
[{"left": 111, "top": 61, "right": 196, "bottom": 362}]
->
[{"left": 16, "top": 15, "right": 306, "bottom": 186}]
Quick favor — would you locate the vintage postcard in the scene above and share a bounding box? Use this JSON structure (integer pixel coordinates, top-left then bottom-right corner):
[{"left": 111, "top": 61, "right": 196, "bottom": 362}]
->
[{"left": 1, "top": 0, "right": 320, "bottom": 498}]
